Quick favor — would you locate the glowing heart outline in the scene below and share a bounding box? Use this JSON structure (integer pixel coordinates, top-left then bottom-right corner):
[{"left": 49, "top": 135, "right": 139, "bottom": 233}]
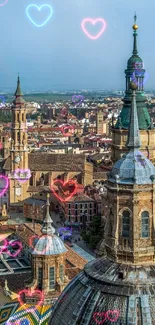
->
[
  {"left": 0, "top": 175, "right": 9, "bottom": 197},
  {"left": 61, "top": 125, "right": 75, "bottom": 136},
  {"left": 0, "top": 0, "right": 8, "bottom": 7},
  {"left": 14, "top": 168, "right": 31, "bottom": 184},
  {"left": 29, "top": 234, "right": 51, "bottom": 254},
  {"left": 93, "top": 312, "right": 107, "bottom": 324},
  {"left": 51, "top": 179, "right": 77, "bottom": 202},
  {"left": 106, "top": 309, "right": 120, "bottom": 322},
  {"left": 18, "top": 289, "right": 44, "bottom": 312},
  {"left": 72, "top": 95, "right": 84, "bottom": 106},
  {"left": 81, "top": 18, "right": 107, "bottom": 40},
  {"left": 26, "top": 4, "right": 53, "bottom": 28},
  {"left": 7, "top": 241, "right": 23, "bottom": 257}
]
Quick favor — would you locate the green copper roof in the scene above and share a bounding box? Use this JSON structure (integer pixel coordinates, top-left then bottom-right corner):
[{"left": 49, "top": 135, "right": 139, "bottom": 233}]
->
[
  {"left": 116, "top": 97, "right": 151, "bottom": 129},
  {"left": 115, "top": 17, "right": 151, "bottom": 130}
]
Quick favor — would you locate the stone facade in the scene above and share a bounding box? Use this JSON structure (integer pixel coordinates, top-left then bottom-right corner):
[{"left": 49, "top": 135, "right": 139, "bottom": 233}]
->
[{"left": 111, "top": 128, "right": 155, "bottom": 163}]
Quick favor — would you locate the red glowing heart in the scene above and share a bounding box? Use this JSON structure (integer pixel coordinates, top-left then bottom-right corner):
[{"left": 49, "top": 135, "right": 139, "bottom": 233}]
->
[
  {"left": 106, "top": 310, "right": 120, "bottom": 322},
  {"left": 93, "top": 312, "right": 107, "bottom": 324},
  {"left": 7, "top": 241, "right": 22, "bottom": 257},
  {"left": 18, "top": 289, "right": 44, "bottom": 311},
  {"left": 51, "top": 180, "right": 77, "bottom": 202},
  {"left": 29, "top": 234, "right": 51, "bottom": 254},
  {"left": 61, "top": 125, "right": 75, "bottom": 136}
]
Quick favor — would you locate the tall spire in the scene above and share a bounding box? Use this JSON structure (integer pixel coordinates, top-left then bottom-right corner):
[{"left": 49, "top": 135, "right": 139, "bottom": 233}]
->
[
  {"left": 14, "top": 75, "right": 23, "bottom": 97},
  {"left": 132, "top": 12, "right": 138, "bottom": 55},
  {"left": 41, "top": 193, "right": 55, "bottom": 236},
  {"left": 127, "top": 82, "right": 141, "bottom": 149}
]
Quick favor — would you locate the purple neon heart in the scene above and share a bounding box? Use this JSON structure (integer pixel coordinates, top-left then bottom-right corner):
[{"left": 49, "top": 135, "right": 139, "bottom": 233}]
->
[
  {"left": 14, "top": 169, "right": 31, "bottom": 184},
  {"left": 72, "top": 95, "right": 84, "bottom": 105}
]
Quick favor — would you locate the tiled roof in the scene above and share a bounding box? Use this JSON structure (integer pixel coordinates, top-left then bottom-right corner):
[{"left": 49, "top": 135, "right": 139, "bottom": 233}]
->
[
  {"left": 3, "top": 153, "right": 87, "bottom": 172},
  {"left": 28, "top": 153, "right": 86, "bottom": 171},
  {"left": 0, "top": 273, "right": 31, "bottom": 293},
  {"left": 93, "top": 171, "right": 107, "bottom": 179},
  {"left": 67, "top": 193, "right": 94, "bottom": 202}
]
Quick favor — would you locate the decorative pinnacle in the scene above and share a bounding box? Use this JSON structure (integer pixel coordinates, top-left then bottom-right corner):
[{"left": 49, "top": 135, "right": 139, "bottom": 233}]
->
[
  {"left": 41, "top": 193, "right": 55, "bottom": 236},
  {"left": 127, "top": 82, "right": 141, "bottom": 149},
  {"left": 134, "top": 12, "right": 137, "bottom": 24}
]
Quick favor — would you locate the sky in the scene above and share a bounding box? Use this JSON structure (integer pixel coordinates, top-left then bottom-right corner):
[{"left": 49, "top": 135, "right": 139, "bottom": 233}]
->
[{"left": 0, "top": 0, "right": 154, "bottom": 91}]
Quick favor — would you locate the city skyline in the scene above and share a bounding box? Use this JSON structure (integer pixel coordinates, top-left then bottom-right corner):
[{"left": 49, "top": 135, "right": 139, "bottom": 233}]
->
[{"left": 0, "top": 0, "right": 154, "bottom": 90}]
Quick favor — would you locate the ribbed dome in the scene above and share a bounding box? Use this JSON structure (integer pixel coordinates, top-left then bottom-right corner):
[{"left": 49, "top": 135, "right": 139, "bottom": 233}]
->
[
  {"left": 49, "top": 257, "right": 155, "bottom": 325},
  {"left": 32, "top": 235, "right": 67, "bottom": 255},
  {"left": 109, "top": 149, "right": 155, "bottom": 184},
  {"left": 127, "top": 55, "right": 143, "bottom": 68}
]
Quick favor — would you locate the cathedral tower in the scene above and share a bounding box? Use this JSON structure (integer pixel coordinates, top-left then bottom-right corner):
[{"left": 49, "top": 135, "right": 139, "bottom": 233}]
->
[
  {"left": 96, "top": 108, "right": 103, "bottom": 134},
  {"left": 111, "top": 15, "right": 155, "bottom": 163},
  {"left": 105, "top": 82, "right": 155, "bottom": 264},
  {"left": 9, "top": 76, "right": 29, "bottom": 207}
]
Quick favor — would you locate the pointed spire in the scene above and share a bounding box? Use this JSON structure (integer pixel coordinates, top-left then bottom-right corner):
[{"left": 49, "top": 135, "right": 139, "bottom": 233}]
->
[
  {"left": 127, "top": 82, "right": 141, "bottom": 149},
  {"left": 14, "top": 75, "right": 23, "bottom": 97},
  {"left": 41, "top": 193, "right": 55, "bottom": 236},
  {"left": 132, "top": 12, "right": 138, "bottom": 55}
]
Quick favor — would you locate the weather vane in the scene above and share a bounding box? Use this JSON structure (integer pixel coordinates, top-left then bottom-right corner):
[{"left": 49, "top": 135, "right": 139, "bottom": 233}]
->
[{"left": 134, "top": 12, "right": 137, "bottom": 24}]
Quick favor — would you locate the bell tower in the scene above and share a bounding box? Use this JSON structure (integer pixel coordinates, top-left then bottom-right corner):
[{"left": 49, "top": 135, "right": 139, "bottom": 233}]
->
[
  {"left": 9, "top": 76, "right": 29, "bottom": 207},
  {"left": 96, "top": 108, "right": 103, "bottom": 134},
  {"left": 103, "top": 83, "right": 155, "bottom": 264},
  {"left": 111, "top": 15, "right": 155, "bottom": 163}
]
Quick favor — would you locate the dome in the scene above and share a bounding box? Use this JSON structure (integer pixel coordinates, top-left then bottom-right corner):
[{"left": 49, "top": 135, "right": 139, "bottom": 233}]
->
[
  {"left": 127, "top": 55, "right": 143, "bottom": 69},
  {"left": 49, "top": 257, "right": 155, "bottom": 325},
  {"left": 32, "top": 234, "right": 67, "bottom": 255},
  {"left": 109, "top": 149, "right": 155, "bottom": 184}
]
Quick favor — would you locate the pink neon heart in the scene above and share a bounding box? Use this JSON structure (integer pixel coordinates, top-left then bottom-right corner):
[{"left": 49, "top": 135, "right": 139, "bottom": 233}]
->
[
  {"left": 7, "top": 241, "right": 22, "bottom": 257},
  {"left": 0, "top": 175, "right": 9, "bottom": 197},
  {"left": 93, "top": 312, "right": 107, "bottom": 324},
  {"left": 14, "top": 169, "right": 31, "bottom": 184},
  {"left": 61, "top": 125, "right": 75, "bottom": 136},
  {"left": 0, "top": 0, "right": 8, "bottom": 6},
  {"left": 106, "top": 310, "right": 120, "bottom": 322},
  {"left": 81, "top": 18, "right": 107, "bottom": 40}
]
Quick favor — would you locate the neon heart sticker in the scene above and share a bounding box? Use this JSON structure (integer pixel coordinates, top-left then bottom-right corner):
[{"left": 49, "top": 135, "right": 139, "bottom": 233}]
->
[
  {"left": 61, "top": 125, "right": 75, "bottom": 136},
  {"left": 93, "top": 312, "right": 107, "bottom": 324},
  {"left": 106, "top": 309, "right": 120, "bottom": 322},
  {"left": 0, "top": 0, "right": 8, "bottom": 7},
  {"left": 0, "top": 175, "right": 9, "bottom": 197},
  {"left": 26, "top": 4, "right": 53, "bottom": 28},
  {"left": 18, "top": 289, "right": 44, "bottom": 312},
  {"left": 81, "top": 18, "right": 107, "bottom": 40},
  {"left": 72, "top": 95, "right": 84, "bottom": 106},
  {"left": 14, "top": 168, "right": 31, "bottom": 184},
  {"left": 51, "top": 179, "right": 77, "bottom": 202}
]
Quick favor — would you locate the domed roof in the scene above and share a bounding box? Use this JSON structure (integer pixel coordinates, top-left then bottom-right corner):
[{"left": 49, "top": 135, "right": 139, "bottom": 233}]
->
[
  {"left": 32, "top": 234, "right": 67, "bottom": 255},
  {"left": 127, "top": 55, "right": 143, "bottom": 68},
  {"left": 109, "top": 149, "right": 155, "bottom": 184},
  {"left": 49, "top": 257, "right": 155, "bottom": 325}
]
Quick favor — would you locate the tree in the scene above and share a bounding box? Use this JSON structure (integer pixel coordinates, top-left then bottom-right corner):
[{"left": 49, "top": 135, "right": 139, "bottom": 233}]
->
[{"left": 81, "top": 215, "right": 102, "bottom": 250}]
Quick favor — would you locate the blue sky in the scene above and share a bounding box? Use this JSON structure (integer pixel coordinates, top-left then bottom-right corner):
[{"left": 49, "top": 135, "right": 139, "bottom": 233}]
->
[{"left": 0, "top": 0, "right": 154, "bottom": 91}]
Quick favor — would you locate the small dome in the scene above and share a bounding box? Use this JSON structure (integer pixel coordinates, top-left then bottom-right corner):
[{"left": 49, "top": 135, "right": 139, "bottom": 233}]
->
[
  {"left": 109, "top": 149, "right": 155, "bottom": 184},
  {"left": 32, "top": 235, "right": 67, "bottom": 255},
  {"left": 127, "top": 55, "right": 143, "bottom": 69}
]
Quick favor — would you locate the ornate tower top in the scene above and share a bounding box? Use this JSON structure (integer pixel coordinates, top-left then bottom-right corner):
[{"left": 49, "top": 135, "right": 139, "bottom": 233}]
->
[
  {"left": 127, "top": 82, "right": 141, "bottom": 148},
  {"left": 132, "top": 12, "right": 138, "bottom": 31},
  {"left": 41, "top": 193, "right": 55, "bottom": 236},
  {"left": 13, "top": 76, "right": 25, "bottom": 107}
]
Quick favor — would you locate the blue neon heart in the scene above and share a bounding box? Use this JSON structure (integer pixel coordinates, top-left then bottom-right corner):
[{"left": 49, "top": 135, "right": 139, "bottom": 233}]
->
[{"left": 26, "top": 4, "right": 53, "bottom": 28}]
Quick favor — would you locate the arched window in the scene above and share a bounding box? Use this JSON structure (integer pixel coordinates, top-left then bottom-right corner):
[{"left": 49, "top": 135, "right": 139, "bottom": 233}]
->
[
  {"left": 141, "top": 211, "right": 149, "bottom": 238},
  {"left": 122, "top": 210, "right": 130, "bottom": 238}
]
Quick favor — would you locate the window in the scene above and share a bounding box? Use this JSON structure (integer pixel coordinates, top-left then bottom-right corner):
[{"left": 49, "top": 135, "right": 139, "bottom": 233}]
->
[
  {"left": 49, "top": 267, "right": 55, "bottom": 289},
  {"left": 122, "top": 210, "right": 130, "bottom": 238},
  {"left": 59, "top": 265, "right": 64, "bottom": 282},
  {"left": 141, "top": 211, "right": 149, "bottom": 238},
  {"left": 38, "top": 267, "right": 43, "bottom": 289}
]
